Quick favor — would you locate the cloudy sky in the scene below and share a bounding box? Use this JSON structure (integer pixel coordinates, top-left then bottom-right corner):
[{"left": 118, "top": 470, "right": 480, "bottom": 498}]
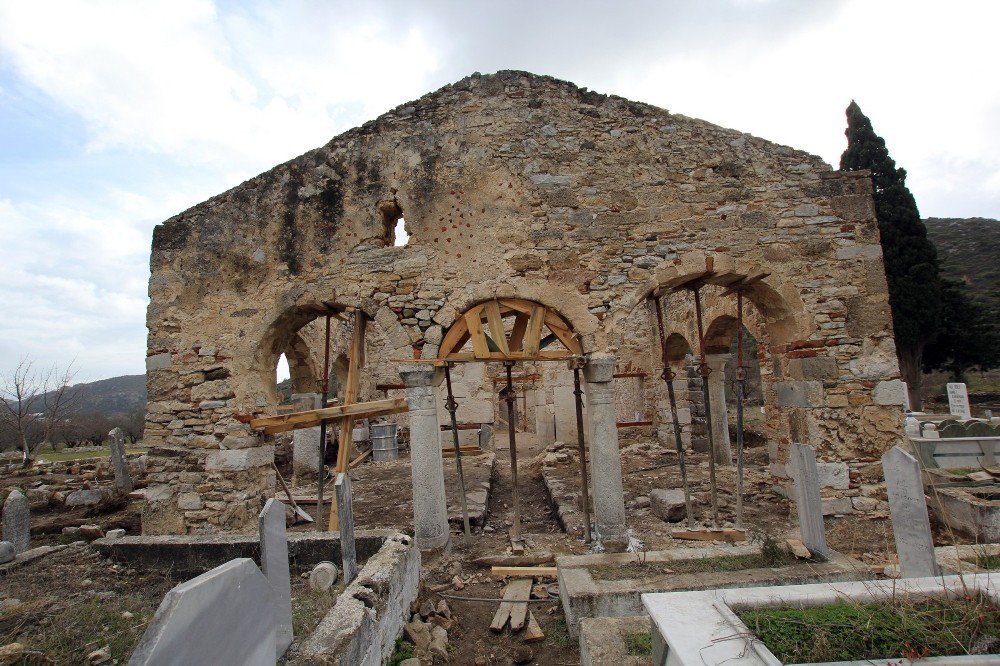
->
[{"left": 1, "top": 0, "right": 997, "bottom": 384}]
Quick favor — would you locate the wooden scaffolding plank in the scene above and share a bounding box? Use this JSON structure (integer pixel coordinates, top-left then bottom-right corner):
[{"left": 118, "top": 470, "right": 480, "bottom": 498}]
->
[
  {"left": 484, "top": 300, "right": 510, "bottom": 356},
  {"left": 522, "top": 305, "right": 545, "bottom": 356},
  {"left": 438, "top": 317, "right": 470, "bottom": 358},
  {"left": 523, "top": 612, "right": 545, "bottom": 642},
  {"left": 507, "top": 312, "right": 529, "bottom": 352},
  {"left": 330, "top": 310, "right": 366, "bottom": 532},
  {"left": 490, "top": 579, "right": 532, "bottom": 633},
  {"left": 250, "top": 397, "right": 408, "bottom": 435},
  {"left": 464, "top": 307, "right": 491, "bottom": 358}
]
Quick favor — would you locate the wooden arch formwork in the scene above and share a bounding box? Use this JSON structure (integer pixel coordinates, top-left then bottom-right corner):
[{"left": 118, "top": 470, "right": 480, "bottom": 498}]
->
[{"left": 432, "top": 298, "right": 592, "bottom": 546}]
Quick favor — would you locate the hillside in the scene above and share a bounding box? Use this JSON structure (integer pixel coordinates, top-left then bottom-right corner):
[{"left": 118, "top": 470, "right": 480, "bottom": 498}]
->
[
  {"left": 5, "top": 373, "right": 147, "bottom": 417},
  {"left": 925, "top": 217, "right": 1000, "bottom": 313}
]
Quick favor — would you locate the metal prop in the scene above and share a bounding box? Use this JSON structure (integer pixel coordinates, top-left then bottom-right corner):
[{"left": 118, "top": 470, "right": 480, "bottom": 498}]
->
[
  {"left": 652, "top": 296, "right": 696, "bottom": 528},
  {"left": 316, "top": 314, "right": 332, "bottom": 530},
  {"left": 444, "top": 363, "right": 472, "bottom": 537},
  {"left": 734, "top": 289, "right": 746, "bottom": 528},
  {"left": 571, "top": 361, "right": 593, "bottom": 542},
  {"left": 690, "top": 284, "right": 720, "bottom": 526},
  {"left": 503, "top": 361, "right": 522, "bottom": 543}
]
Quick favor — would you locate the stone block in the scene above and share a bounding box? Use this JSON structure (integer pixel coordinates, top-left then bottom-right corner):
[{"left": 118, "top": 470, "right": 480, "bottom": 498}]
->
[
  {"left": 191, "top": 380, "right": 235, "bottom": 402},
  {"left": 130, "top": 558, "right": 276, "bottom": 665},
  {"left": 821, "top": 497, "right": 854, "bottom": 515},
  {"left": 65, "top": 489, "right": 106, "bottom": 507},
  {"left": 787, "top": 357, "right": 839, "bottom": 380},
  {"left": 146, "top": 353, "right": 172, "bottom": 371},
  {"left": 775, "top": 381, "right": 822, "bottom": 408},
  {"left": 650, "top": 489, "right": 687, "bottom": 522},
  {"left": 873, "top": 380, "right": 907, "bottom": 406},
  {"left": 816, "top": 462, "right": 849, "bottom": 490},
  {"left": 205, "top": 446, "right": 274, "bottom": 471},
  {"left": 836, "top": 244, "right": 882, "bottom": 260}
]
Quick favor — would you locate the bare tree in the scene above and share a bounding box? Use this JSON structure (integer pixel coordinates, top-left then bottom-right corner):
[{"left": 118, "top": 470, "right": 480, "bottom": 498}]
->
[{"left": 0, "top": 357, "right": 79, "bottom": 467}]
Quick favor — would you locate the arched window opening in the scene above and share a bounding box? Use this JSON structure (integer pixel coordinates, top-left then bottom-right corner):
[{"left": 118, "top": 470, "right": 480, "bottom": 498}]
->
[{"left": 378, "top": 200, "right": 410, "bottom": 247}]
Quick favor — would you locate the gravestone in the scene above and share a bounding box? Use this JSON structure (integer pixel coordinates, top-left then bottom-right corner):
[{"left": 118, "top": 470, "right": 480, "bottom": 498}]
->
[
  {"left": 129, "top": 558, "right": 276, "bottom": 666},
  {"left": 882, "top": 446, "right": 939, "bottom": 578},
  {"left": 2, "top": 489, "right": 29, "bottom": 554},
  {"left": 947, "top": 383, "right": 972, "bottom": 420},
  {"left": 335, "top": 473, "right": 358, "bottom": 585},
  {"left": 259, "top": 499, "right": 292, "bottom": 658},
  {"left": 940, "top": 423, "right": 968, "bottom": 439},
  {"left": 108, "top": 427, "right": 133, "bottom": 493},
  {"left": 788, "top": 443, "right": 828, "bottom": 559}
]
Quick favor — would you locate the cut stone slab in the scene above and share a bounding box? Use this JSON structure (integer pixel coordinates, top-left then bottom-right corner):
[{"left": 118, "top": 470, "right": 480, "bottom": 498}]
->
[
  {"left": 259, "top": 498, "right": 292, "bottom": 658},
  {"left": 108, "top": 427, "right": 134, "bottom": 493},
  {"left": 128, "top": 558, "right": 275, "bottom": 666},
  {"left": 335, "top": 473, "right": 358, "bottom": 585},
  {"left": 66, "top": 489, "right": 106, "bottom": 507},
  {"left": 650, "top": 489, "right": 687, "bottom": 523},
  {"left": 2, "top": 489, "right": 29, "bottom": 553},
  {"left": 789, "top": 443, "right": 829, "bottom": 558}
]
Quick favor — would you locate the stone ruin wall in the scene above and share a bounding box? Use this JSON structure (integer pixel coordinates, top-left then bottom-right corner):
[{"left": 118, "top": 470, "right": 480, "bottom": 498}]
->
[{"left": 142, "top": 71, "right": 905, "bottom": 534}]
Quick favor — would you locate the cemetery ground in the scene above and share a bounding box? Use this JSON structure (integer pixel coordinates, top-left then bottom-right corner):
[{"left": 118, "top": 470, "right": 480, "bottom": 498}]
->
[{"left": 0, "top": 432, "right": 987, "bottom": 665}]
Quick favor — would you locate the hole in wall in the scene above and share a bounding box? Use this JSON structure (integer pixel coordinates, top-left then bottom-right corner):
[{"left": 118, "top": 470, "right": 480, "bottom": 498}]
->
[
  {"left": 393, "top": 217, "right": 409, "bottom": 246},
  {"left": 378, "top": 200, "right": 410, "bottom": 247},
  {"left": 275, "top": 353, "right": 292, "bottom": 405}
]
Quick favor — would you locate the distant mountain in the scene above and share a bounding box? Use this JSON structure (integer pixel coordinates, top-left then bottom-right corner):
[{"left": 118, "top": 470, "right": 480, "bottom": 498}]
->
[
  {"left": 925, "top": 217, "right": 1000, "bottom": 314},
  {"left": 6, "top": 373, "right": 147, "bottom": 417}
]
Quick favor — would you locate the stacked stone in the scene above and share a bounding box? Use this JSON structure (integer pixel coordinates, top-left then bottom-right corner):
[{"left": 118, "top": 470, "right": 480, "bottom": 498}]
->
[{"left": 141, "top": 71, "right": 903, "bottom": 533}]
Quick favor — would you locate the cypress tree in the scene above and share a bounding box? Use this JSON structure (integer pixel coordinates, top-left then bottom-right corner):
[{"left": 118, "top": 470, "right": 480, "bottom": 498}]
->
[{"left": 840, "top": 101, "right": 942, "bottom": 407}]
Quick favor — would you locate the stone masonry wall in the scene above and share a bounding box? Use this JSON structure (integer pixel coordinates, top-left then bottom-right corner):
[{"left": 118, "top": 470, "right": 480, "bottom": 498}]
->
[{"left": 143, "top": 70, "right": 904, "bottom": 534}]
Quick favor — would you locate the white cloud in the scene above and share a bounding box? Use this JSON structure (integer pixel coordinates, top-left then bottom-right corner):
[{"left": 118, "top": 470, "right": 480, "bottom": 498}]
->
[{"left": 0, "top": 0, "right": 997, "bottom": 383}]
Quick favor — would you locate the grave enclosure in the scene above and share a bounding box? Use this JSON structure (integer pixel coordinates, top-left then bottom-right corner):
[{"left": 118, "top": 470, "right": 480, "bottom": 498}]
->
[{"left": 142, "top": 70, "right": 905, "bottom": 538}]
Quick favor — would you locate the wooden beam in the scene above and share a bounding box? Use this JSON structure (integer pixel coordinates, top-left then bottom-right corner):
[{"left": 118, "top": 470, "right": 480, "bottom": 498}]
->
[
  {"left": 484, "top": 300, "right": 510, "bottom": 355},
  {"left": 671, "top": 528, "right": 747, "bottom": 542},
  {"left": 464, "top": 307, "right": 491, "bottom": 358},
  {"left": 491, "top": 566, "right": 558, "bottom": 578},
  {"left": 438, "top": 317, "right": 470, "bottom": 358},
  {"left": 250, "top": 397, "right": 408, "bottom": 435},
  {"left": 508, "top": 312, "right": 529, "bottom": 352},
  {"left": 523, "top": 305, "right": 545, "bottom": 356},
  {"left": 444, "top": 350, "right": 574, "bottom": 361}
]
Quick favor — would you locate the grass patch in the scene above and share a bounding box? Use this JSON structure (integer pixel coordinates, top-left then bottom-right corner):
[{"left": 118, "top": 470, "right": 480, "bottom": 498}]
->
[
  {"left": 291, "top": 587, "right": 335, "bottom": 637},
  {"left": 34, "top": 447, "right": 147, "bottom": 463},
  {"left": 0, "top": 597, "right": 153, "bottom": 663},
  {"left": 389, "top": 638, "right": 415, "bottom": 665},
  {"left": 590, "top": 550, "right": 796, "bottom": 581},
  {"left": 624, "top": 631, "right": 652, "bottom": 656},
  {"left": 546, "top": 614, "right": 576, "bottom": 649},
  {"left": 962, "top": 548, "right": 1000, "bottom": 570},
  {"left": 739, "top": 594, "right": 1000, "bottom": 662}
]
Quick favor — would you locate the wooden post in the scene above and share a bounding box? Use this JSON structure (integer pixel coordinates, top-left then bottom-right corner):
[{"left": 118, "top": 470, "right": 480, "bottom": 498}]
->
[{"left": 329, "top": 310, "right": 366, "bottom": 531}]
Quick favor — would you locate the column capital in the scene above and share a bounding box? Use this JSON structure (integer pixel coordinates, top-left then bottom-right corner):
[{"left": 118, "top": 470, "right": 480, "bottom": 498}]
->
[
  {"left": 705, "top": 353, "right": 732, "bottom": 376},
  {"left": 583, "top": 353, "right": 617, "bottom": 383},
  {"left": 398, "top": 364, "right": 443, "bottom": 388}
]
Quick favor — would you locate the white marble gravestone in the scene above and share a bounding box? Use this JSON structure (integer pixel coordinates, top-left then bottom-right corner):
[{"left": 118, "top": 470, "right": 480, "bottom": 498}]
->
[
  {"left": 788, "top": 443, "right": 828, "bottom": 558},
  {"left": 882, "top": 446, "right": 939, "bottom": 578},
  {"left": 259, "top": 498, "right": 292, "bottom": 657},
  {"left": 947, "top": 382, "right": 972, "bottom": 420},
  {"left": 128, "top": 559, "right": 276, "bottom": 666},
  {"left": 2, "top": 489, "right": 30, "bottom": 554}
]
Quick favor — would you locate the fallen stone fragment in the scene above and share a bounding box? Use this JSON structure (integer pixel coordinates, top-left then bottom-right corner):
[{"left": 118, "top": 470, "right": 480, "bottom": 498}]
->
[
  {"left": 87, "top": 646, "right": 111, "bottom": 665},
  {"left": 0, "top": 542, "right": 14, "bottom": 565},
  {"left": 650, "top": 488, "right": 687, "bottom": 522},
  {"left": 78, "top": 525, "right": 105, "bottom": 540},
  {"left": 404, "top": 620, "right": 431, "bottom": 652}
]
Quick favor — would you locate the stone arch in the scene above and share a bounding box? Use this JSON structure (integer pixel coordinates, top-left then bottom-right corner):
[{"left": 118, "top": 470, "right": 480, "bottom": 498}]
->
[{"left": 663, "top": 332, "right": 693, "bottom": 364}]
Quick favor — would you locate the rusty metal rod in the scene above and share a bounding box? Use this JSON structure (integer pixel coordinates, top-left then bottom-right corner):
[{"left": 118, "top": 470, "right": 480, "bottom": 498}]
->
[
  {"left": 652, "top": 296, "right": 695, "bottom": 528},
  {"left": 734, "top": 290, "right": 746, "bottom": 529},
  {"left": 444, "top": 364, "right": 472, "bottom": 538},
  {"left": 572, "top": 365, "right": 593, "bottom": 543},
  {"left": 316, "top": 313, "right": 332, "bottom": 530},
  {"left": 503, "top": 361, "right": 522, "bottom": 543},
  {"left": 692, "top": 285, "right": 720, "bottom": 526}
]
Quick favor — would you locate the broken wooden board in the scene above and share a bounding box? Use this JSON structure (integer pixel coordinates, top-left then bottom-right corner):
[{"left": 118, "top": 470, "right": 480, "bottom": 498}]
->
[
  {"left": 671, "top": 528, "right": 747, "bottom": 542},
  {"left": 785, "top": 538, "right": 812, "bottom": 559},
  {"left": 441, "top": 446, "right": 483, "bottom": 458},
  {"left": 523, "top": 612, "right": 545, "bottom": 643},
  {"left": 510, "top": 540, "right": 526, "bottom": 556},
  {"left": 491, "top": 566, "right": 558, "bottom": 579},
  {"left": 472, "top": 552, "right": 555, "bottom": 568},
  {"left": 968, "top": 471, "right": 995, "bottom": 483},
  {"left": 249, "top": 397, "right": 407, "bottom": 435},
  {"left": 490, "top": 579, "right": 533, "bottom": 633}
]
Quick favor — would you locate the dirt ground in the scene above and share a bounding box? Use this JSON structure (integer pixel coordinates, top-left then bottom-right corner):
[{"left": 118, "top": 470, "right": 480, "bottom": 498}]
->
[{"left": 0, "top": 430, "right": 986, "bottom": 665}]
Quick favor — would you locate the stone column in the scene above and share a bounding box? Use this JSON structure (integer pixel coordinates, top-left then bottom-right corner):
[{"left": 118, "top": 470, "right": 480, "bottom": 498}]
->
[
  {"left": 705, "top": 354, "right": 733, "bottom": 465},
  {"left": 583, "top": 353, "right": 627, "bottom": 547},
  {"left": 399, "top": 364, "right": 450, "bottom": 551}
]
